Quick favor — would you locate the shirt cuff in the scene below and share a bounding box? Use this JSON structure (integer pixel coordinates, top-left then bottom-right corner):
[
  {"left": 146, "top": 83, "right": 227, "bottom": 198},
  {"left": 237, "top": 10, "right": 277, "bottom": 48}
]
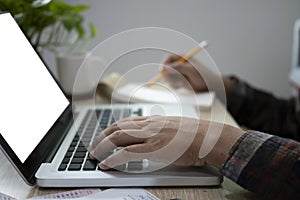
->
[
  {"left": 221, "top": 130, "right": 300, "bottom": 197},
  {"left": 221, "top": 130, "right": 271, "bottom": 182}
]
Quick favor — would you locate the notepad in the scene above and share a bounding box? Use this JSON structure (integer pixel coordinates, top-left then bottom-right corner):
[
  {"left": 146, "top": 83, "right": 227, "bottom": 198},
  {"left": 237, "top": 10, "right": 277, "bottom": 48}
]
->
[
  {"left": 0, "top": 188, "right": 160, "bottom": 200},
  {"left": 97, "top": 73, "right": 215, "bottom": 109}
]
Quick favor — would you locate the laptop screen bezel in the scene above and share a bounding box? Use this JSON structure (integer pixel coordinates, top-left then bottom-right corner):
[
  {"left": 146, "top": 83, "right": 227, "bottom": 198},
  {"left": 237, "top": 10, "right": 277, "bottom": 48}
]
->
[{"left": 0, "top": 13, "right": 73, "bottom": 185}]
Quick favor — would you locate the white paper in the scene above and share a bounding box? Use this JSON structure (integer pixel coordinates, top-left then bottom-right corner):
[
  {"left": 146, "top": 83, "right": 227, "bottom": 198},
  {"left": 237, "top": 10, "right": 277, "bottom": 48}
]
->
[
  {"left": 0, "top": 189, "right": 159, "bottom": 200},
  {"left": 113, "top": 83, "right": 215, "bottom": 109},
  {"left": 29, "top": 189, "right": 100, "bottom": 199}
]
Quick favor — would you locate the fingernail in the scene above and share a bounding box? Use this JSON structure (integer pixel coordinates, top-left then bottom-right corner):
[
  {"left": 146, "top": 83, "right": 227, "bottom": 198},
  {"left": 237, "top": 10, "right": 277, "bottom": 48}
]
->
[{"left": 99, "top": 161, "right": 109, "bottom": 170}]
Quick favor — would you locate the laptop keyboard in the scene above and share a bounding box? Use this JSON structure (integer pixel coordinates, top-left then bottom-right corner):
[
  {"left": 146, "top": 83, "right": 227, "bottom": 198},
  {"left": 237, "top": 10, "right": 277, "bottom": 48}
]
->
[{"left": 58, "top": 107, "right": 143, "bottom": 172}]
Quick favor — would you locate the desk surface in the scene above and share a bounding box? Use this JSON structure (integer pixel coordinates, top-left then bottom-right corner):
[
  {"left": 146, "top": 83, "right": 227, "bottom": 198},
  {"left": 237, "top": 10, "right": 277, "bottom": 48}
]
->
[{"left": 0, "top": 99, "right": 258, "bottom": 200}]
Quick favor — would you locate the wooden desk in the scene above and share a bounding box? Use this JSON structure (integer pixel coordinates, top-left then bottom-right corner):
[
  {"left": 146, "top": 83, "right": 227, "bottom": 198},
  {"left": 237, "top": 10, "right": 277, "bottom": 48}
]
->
[{"left": 0, "top": 99, "right": 258, "bottom": 200}]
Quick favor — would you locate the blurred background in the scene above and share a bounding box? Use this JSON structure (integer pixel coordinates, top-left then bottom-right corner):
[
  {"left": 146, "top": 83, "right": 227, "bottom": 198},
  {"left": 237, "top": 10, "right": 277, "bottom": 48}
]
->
[{"left": 3, "top": 0, "right": 300, "bottom": 98}]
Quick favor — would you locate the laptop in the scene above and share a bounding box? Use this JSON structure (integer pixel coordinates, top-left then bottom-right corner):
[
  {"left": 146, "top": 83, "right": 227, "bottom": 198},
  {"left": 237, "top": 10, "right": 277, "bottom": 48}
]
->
[{"left": 0, "top": 13, "right": 222, "bottom": 187}]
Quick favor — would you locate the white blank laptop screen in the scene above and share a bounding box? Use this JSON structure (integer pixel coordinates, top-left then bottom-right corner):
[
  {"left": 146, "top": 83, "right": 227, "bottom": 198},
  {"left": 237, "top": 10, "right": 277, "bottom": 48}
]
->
[{"left": 0, "top": 13, "right": 69, "bottom": 163}]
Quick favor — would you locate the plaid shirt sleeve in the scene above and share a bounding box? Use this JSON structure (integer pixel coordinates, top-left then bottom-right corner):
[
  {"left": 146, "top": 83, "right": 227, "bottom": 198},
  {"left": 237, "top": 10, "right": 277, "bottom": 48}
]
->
[{"left": 222, "top": 130, "right": 300, "bottom": 198}]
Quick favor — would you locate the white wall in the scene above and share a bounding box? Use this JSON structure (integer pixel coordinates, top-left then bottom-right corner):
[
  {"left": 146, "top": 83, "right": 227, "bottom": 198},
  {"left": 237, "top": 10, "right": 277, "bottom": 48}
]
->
[{"left": 46, "top": 0, "right": 300, "bottom": 98}]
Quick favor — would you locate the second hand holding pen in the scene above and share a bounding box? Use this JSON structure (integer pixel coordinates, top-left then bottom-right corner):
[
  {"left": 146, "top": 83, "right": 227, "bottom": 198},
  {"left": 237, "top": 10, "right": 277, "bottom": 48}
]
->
[{"left": 146, "top": 40, "right": 208, "bottom": 87}]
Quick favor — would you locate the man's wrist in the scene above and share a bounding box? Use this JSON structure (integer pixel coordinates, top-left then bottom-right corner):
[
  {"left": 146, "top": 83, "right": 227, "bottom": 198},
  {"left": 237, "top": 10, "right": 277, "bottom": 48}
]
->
[{"left": 204, "top": 124, "right": 245, "bottom": 169}]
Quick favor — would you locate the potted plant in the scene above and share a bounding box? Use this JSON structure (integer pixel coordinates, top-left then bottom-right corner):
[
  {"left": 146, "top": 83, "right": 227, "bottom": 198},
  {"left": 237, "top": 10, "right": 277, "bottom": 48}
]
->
[
  {"left": 0, "top": 0, "right": 101, "bottom": 96},
  {"left": 0, "top": 0, "right": 97, "bottom": 53}
]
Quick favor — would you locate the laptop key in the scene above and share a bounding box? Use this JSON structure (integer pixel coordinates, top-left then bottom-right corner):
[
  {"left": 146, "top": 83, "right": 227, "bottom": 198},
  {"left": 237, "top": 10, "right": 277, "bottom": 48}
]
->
[
  {"left": 78, "top": 141, "right": 86, "bottom": 147},
  {"left": 73, "top": 135, "right": 79, "bottom": 142},
  {"left": 58, "top": 163, "right": 67, "bottom": 171},
  {"left": 68, "top": 146, "right": 75, "bottom": 152},
  {"left": 68, "top": 164, "right": 82, "bottom": 171},
  {"left": 76, "top": 146, "right": 87, "bottom": 152},
  {"left": 95, "top": 109, "right": 102, "bottom": 118},
  {"left": 71, "top": 158, "right": 84, "bottom": 164},
  {"left": 133, "top": 108, "right": 143, "bottom": 116},
  {"left": 83, "top": 160, "right": 98, "bottom": 170},
  {"left": 127, "top": 161, "right": 143, "bottom": 171},
  {"left": 64, "top": 152, "right": 73, "bottom": 158},
  {"left": 62, "top": 157, "right": 70, "bottom": 164},
  {"left": 70, "top": 141, "right": 77, "bottom": 147},
  {"left": 73, "top": 152, "right": 86, "bottom": 158}
]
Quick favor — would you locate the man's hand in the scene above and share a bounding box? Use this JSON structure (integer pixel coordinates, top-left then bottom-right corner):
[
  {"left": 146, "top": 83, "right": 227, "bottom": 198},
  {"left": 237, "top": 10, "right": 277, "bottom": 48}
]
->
[
  {"left": 163, "top": 54, "right": 234, "bottom": 94},
  {"left": 88, "top": 116, "right": 244, "bottom": 170},
  {"left": 163, "top": 54, "right": 211, "bottom": 92}
]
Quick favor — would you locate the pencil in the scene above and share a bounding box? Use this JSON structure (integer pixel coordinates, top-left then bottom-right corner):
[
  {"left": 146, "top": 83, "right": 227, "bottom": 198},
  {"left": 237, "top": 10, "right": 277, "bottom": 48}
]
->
[{"left": 146, "top": 40, "right": 208, "bottom": 87}]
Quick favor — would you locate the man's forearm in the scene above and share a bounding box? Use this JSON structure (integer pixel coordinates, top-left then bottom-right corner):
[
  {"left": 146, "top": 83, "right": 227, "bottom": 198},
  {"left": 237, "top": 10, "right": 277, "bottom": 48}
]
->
[{"left": 224, "top": 76, "right": 300, "bottom": 141}]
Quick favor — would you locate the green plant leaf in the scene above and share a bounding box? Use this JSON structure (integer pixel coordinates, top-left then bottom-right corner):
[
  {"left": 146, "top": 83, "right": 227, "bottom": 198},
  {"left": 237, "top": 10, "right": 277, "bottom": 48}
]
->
[
  {"left": 49, "top": 1, "right": 72, "bottom": 12},
  {"left": 72, "top": 5, "right": 90, "bottom": 13},
  {"left": 76, "top": 23, "right": 85, "bottom": 39},
  {"left": 89, "top": 23, "right": 98, "bottom": 38}
]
